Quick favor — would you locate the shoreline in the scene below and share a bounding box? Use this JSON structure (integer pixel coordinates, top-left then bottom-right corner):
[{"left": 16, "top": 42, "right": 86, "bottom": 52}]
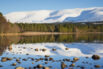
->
[{"left": 0, "top": 32, "right": 103, "bottom": 36}]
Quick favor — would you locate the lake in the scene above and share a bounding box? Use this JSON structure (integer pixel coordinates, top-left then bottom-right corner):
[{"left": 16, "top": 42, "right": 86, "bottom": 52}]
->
[{"left": 0, "top": 34, "right": 103, "bottom": 69}]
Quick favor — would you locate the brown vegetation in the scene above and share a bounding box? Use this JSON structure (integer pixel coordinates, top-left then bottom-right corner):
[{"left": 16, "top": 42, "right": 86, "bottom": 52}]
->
[{"left": 0, "top": 12, "right": 20, "bottom": 33}]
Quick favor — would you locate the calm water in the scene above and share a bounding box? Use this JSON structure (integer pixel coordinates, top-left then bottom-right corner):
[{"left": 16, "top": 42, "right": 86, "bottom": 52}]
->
[{"left": 0, "top": 34, "right": 103, "bottom": 69}]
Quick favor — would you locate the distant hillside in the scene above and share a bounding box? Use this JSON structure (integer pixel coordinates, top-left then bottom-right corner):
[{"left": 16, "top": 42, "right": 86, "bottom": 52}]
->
[
  {"left": 5, "top": 7, "right": 103, "bottom": 23},
  {"left": 1, "top": 11, "right": 103, "bottom": 33},
  {"left": 0, "top": 12, "right": 20, "bottom": 33}
]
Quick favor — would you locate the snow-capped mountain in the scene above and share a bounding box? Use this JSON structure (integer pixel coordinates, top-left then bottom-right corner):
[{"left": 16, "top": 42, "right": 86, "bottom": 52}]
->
[{"left": 4, "top": 7, "right": 103, "bottom": 23}]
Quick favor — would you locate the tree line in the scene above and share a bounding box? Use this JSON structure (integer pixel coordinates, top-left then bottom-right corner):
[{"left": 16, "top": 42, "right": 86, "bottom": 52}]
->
[{"left": 17, "top": 22, "right": 103, "bottom": 33}]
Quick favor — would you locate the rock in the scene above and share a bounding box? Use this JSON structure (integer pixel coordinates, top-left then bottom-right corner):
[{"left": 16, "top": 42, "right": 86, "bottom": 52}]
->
[
  {"left": 33, "top": 66, "right": 36, "bottom": 69},
  {"left": 42, "top": 49, "right": 47, "bottom": 52},
  {"left": 16, "top": 59, "right": 20, "bottom": 62},
  {"left": 36, "top": 59, "right": 40, "bottom": 62},
  {"left": 43, "top": 67, "right": 50, "bottom": 69},
  {"left": 7, "top": 58, "right": 13, "bottom": 60},
  {"left": 17, "top": 61, "right": 21, "bottom": 64},
  {"left": 70, "top": 64, "right": 75, "bottom": 67},
  {"left": 65, "top": 59, "right": 70, "bottom": 62},
  {"left": 45, "top": 55, "right": 50, "bottom": 57},
  {"left": 65, "top": 48, "right": 69, "bottom": 50},
  {"left": 94, "top": 65, "right": 101, "bottom": 68},
  {"left": 80, "top": 66, "right": 85, "bottom": 69},
  {"left": 92, "top": 55, "right": 100, "bottom": 60},
  {"left": 37, "top": 64, "right": 42, "bottom": 68},
  {"left": 15, "top": 67, "right": 24, "bottom": 69},
  {"left": 63, "top": 59, "right": 66, "bottom": 61},
  {"left": 0, "top": 65, "right": 3, "bottom": 67},
  {"left": 40, "top": 58, "right": 43, "bottom": 60},
  {"left": 1, "top": 57, "right": 7, "bottom": 62},
  {"left": 52, "top": 48, "right": 56, "bottom": 51},
  {"left": 31, "top": 58, "right": 34, "bottom": 61},
  {"left": 49, "top": 58, "right": 53, "bottom": 61},
  {"left": 12, "top": 63, "right": 16, "bottom": 66},
  {"left": 35, "top": 48, "right": 39, "bottom": 51},
  {"left": 22, "top": 58, "right": 27, "bottom": 61},
  {"left": 45, "top": 58, "right": 48, "bottom": 61},
  {"left": 61, "top": 62, "right": 66, "bottom": 69},
  {"left": 45, "top": 62, "right": 48, "bottom": 64},
  {"left": 73, "top": 57, "right": 79, "bottom": 61}
]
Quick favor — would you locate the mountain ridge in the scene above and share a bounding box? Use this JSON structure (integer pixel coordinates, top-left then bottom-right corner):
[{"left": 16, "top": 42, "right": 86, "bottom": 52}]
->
[{"left": 4, "top": 7, "right": 103, "bottom": 23}]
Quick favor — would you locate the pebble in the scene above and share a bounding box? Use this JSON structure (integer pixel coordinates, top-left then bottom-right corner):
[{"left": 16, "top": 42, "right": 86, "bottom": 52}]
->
[
  {"left": 92, "top": 55, "right": 100, "bottom": 60},
  {"left": 16, "top": 67, "right": 24, "bottom": 69}
]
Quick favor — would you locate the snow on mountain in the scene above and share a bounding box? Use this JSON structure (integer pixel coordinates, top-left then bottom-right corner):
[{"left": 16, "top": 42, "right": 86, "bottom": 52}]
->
[
  {"left": 4, "top": 7, "right": 103, "bottom": 23},
  {"left": 64, "top": 8, "right": 103, "bottom": 22}
]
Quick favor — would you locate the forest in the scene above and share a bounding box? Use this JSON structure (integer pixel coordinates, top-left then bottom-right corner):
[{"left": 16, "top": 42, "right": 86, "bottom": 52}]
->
[{"left": 17, "top": 22, "right": 103, "bottom": 33}]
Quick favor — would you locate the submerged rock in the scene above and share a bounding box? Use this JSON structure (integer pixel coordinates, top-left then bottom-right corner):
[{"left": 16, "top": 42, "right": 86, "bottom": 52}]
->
[
  {"left": 92, "top": 55, "right": 100, "bottom": 60},
  {"left": 43, "top": 67, "right": 50, "bottom": 69},
  {"left": 37, "top": 64, "right": 42, "bottom": 68},
  {"left": 16, "top": 59, "right": 20, "bottom": 62},
  {"left": 7, "top": 58, "right": 13, "bottom": 61},
  {"left": 22, "top": 58, "right": 27, "bottom": 61},
  {"left": 40, "top": 58, "right": 43, "bottom": 60},
  {"left": 45, "top": 62, "right": 48, "bottom": 64},
  {"left": 0, "top": 65, "right": 3, "bottom": 67},
  {"left": 94, "top": 65, "right": 101, "bottom": 68},
  {"left": 73, "top": 57, "right": 79, "bottom": 62},
  {"left": 36, "top": 59, "right": 40, "bottom": 62},
  {"left": 15, "top": 67, "right": 24, "bottom": 69},
  {"left": 49, "top": 57, "right": 53, "bottom": 61},
  {"left": 12, "top": 63, "right": 17, "bottom": 66},
  {"left": 1, "top": 57, "right": 7, "bottom": 62},
  {"left": 70, "top": 64, "right": 75, "bottom": 67},
  {"left": 61, "top": 62, "right": 66, "bottom": 69},
  {"left": 1, "top": 57, "right": 13, "bottom": 62}
]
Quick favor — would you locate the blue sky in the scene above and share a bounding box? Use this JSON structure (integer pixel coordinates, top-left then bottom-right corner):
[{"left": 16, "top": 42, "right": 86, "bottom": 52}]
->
[{"left": 0, "top": 0, "right": 103, "bottom": 14}]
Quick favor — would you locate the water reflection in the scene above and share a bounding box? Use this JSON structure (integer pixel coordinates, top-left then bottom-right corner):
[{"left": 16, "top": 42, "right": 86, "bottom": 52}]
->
[
  {"left": 0, "top": 36, "right": 20, "bottom": 55},
  {"left": 0, "top": 43, "right": 103, "bottom": 69},
  {"left": 4, "top": 43, "right": 103, "bottom": 57},
  {"left": 19, "top": 34, "right": 103, "bottom": 43},
  {"left": 0, "top": 34, "right": 103, "bottom": 69}
]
